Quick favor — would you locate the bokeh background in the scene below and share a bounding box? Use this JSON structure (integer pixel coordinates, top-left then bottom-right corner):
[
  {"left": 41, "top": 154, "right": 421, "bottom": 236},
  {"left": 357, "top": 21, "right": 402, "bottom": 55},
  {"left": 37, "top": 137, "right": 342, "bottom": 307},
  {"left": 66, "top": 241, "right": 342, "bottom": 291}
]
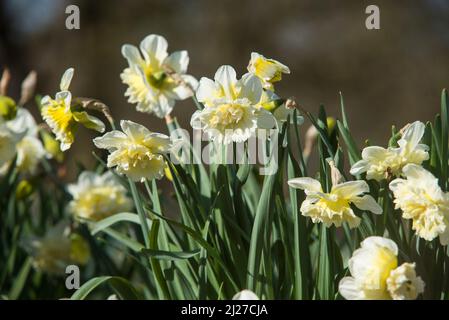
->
[{"left": 1, "top": 0, "right": 449, "bottom": 174}]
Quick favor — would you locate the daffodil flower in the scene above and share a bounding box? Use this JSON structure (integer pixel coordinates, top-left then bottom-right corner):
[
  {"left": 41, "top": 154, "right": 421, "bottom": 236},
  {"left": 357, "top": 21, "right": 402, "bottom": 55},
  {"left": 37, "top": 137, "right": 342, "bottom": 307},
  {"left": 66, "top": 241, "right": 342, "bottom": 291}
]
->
[
  {"left": 339, "top": 236, "right": 424, "bottom": 300},
  {"left": 350, "top": 121, "right": 429, "bottom": 181},
  {"left": 2, "top": 108, "right": 47, "bottom": 174},
  {"left": 41, "top": 68, "right": 105, "bottom": 151},
  {"left": 247, "top": 52, "right": 290, "bottom": 90},
  {"left": 232, "top": 289, "right": 259, "bottom": 300},
  {"left": 121, "top": 34, "right": 197, "bottom": 118},
  {"left": 27, "top": 223, "right": 90, "bottom": 275},
  {"left": 389, "top": 164, "right": 449, "bottom": 245},
  {"left": 191, "top": 65, "right": 276, "bottom": 144},
  {"left": 287, "top": 177, "right": 382, "bottom": 228},
  {"left": 0, "top": 121, "right": 21, "bottom": 168},
  {"left": 68, "top": 171, "right": 133, "bottom": 221},
  {"left": 93, "top": 120, "right": 171, "bottom": 182}
]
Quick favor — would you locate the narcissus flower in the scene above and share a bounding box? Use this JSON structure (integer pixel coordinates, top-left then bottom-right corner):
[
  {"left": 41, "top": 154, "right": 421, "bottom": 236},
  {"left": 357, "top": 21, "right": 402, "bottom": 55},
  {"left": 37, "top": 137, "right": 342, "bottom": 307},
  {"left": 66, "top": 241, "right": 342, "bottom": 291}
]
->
[
  {"left": 386, "top": 263, "right": 425, "bottom": 300},
  {"left": 350, "top": 121, "right": 429, "bottom": 181},
  {"left": 232, "top": 289, "right": 259, "bottom": 300},
  {"left": 389, "top": 164, "right": 449, "bottom": 245},
  {"left": 339, "top": 237, "right": 424, "bottom": 300},
  {"left": 0, "top": 122, "right": 21, "bottom": 168},
  {"left": 4, "top": 108, "right": 46, "bottom": 174},
  {"left": 41, "top": 68, "right": 105, "bottom": 151},
  {"left": 68, "top": 171, "right": 133, "bottom": 221},
  {"left": 93, "top": 120, "right": 171, "bottom": 182},
  {"left": 287, "top": 177, "right": 381, "bottom": 228},
  {"left": 27, "top": 223, "right": 90, "bottom": 275},
  {"left": 121, "top": 34, "right": 197, "bottom": 118},
  {"left": 247, "top": 52, "right": 290, "bottom": 90},
  {"left": 191, "top": 65, "right": 276, "bottom": 144}
]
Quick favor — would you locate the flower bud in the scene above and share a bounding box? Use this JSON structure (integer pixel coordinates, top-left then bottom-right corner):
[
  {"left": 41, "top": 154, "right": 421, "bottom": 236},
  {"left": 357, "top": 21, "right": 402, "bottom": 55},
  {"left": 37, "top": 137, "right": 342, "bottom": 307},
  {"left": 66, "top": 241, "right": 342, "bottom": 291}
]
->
[
  {"left": 0, "top": 95, "right": 17, "bottom": 120},
  {"left": 16, "top": 180, "right": 35, "bottom": 200}
]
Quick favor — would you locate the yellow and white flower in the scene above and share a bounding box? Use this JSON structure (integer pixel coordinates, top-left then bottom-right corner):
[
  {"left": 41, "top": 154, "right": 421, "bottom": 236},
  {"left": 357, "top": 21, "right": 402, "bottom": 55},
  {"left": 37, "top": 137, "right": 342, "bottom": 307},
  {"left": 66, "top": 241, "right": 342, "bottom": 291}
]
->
[
  {"left": 247, "top": 52, "right": 290, "bottom": 90},
  {"left": 0, "top": 121, "right": 21, "bottom": 168},
  {"left": 350, "top": 121, "right": 429, "bottom": 181},
  {"left": 191, "top": 65, "right": 276, "bottom": 144},
  {"left": 41, "top": 68, "right": 105, "bottom": 151},
  {"left": 386, "top": 262, "right": 425, "bottom": 300},
  {"left": 389, "top": 164, "right": 449, "bottom": 245},
  {"left": 27, "top": 223, "right": 90, "bottom": 275},
  {"left": 3, "top": 108, "right": 47, "bottom": 174},
  {"left": 68, "top": 171, "right": 133, "bottom": 221},
  {"left": 232, "top": 289, "right": 259, "bottom": 300},
  {"left": 287, "top": 177, "right": 382, "bottom": 228},
  {"left": 339, "top": 236, "right": 424, "bottom": 300},
  {"left": 121, "top": 34, "right": 197, "bottom": 118},
  {"left": 93, "top": 120, "right": 171, "bottom": 182}
]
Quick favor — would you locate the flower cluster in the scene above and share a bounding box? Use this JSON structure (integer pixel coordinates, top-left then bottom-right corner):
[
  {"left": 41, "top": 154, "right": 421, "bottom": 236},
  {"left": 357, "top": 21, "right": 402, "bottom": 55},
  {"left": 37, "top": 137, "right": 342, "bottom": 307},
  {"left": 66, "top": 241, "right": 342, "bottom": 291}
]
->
[
  {"left": 339, "top": 236, "right": 424, "bottom": 300},
  {"left": 350, "top": 121, "right": 428, "bottom": 181}
]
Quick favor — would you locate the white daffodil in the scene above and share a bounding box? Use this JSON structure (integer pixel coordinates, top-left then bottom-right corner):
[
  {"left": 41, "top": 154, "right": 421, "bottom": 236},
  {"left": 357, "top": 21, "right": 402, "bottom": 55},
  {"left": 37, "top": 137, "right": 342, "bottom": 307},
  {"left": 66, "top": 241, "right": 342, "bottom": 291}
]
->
[
  {"left": 93, "top": 120, "right": 171, "bottom": 182},
  {"left": 2, "top": 108, "right": 46, "bottom": 174},
  {"left": 247, "top": 52, "right": 290, "bottom": 90},
  {"left": 339, "top": 236, "right": 424, "bottom": 300},
  {"left": 68, "top": 171, "right": 133, "bottom": 221},
  {"left": 191, "top": 65, "right": 276, "bottom": 144},
  {"left": 232, "top": 289, "right": 260, "bottom": 300},
  {"left": 287, "top": 177, "right": 382, "bottom": 228},
  {"left": 350, "top": 121, "right": 429, "bottom": 181},
  {"left": 386, "top": 263, "right": 425, "bottom": 300},
  {"left": 121, "top": 34, "right": 197, "bottom": 118},
  {"left": 0, "top": 121, "right": 21, "bottom": 168},
  {"left": 41, "top": 68, "right": 105, "bottom": 151},
  {"left": 389, "top": 164, "right": 449, "bottom": 245},
  {"left": 27, "top": 223, "right": 90, "bottom": 275}
]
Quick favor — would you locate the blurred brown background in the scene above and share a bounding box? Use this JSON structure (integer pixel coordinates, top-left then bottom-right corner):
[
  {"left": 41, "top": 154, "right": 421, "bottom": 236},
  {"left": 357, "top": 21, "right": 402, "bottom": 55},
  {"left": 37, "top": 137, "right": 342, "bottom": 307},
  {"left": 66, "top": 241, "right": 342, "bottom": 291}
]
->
[{"left": 1, "top": 0, "right": 449, "bottom": 174}]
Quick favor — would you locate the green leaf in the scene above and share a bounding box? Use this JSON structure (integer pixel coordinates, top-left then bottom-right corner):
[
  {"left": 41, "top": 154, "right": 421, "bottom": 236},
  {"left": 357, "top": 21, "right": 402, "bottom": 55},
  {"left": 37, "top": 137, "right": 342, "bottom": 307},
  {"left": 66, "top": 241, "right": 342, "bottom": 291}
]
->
[
  {"left": 141, "top": 248, "right": 200, "bottom": 260},
  {"left": 90, "top": 212, "right": 148, "bottom": 235},
  {"left": 70, "top": 276, "right": 141, "bottom": 300}
]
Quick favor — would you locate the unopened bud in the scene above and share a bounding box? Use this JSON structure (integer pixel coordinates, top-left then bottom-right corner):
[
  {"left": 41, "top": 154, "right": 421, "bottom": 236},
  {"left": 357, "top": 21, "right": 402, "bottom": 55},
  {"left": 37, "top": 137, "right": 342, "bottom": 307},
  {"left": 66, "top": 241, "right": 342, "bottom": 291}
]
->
[
  {"left": 16, "top": 180, "right": 35, "bottom": 200},
  {"left": 40, "top": 129, "right": 64, "bottom": 162},
  {"left": 19, "top": 71, "right": 37, "bottom": 106},
  {"left": 0, "top": 95, "right": 17, "bottom": 120}
]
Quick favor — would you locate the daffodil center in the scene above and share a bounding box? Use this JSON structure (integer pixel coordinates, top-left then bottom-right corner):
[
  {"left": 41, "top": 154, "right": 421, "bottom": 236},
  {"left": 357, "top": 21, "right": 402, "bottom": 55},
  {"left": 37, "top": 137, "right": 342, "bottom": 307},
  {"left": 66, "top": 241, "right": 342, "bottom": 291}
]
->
[
  {"left": 210, "top": 103, "right": 246, "bottom": 127},
  {"left": 317, "top": 195, "right": 350, "bottom": 212},
  {"left": 145, "top": 69, "right": 168, "bottom": 89}
]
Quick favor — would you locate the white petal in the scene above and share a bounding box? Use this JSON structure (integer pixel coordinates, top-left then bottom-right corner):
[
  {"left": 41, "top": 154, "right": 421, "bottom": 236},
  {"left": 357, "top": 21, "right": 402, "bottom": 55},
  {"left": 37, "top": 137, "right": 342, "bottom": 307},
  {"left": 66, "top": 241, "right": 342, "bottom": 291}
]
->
[
  {"left": 352, "top": 195, "right": 382, "bottom": 215},
  {"left": 401, "top": 163, "right": 436, "bottom": 181},
  {"left": 120, "top": 120, "right": 151, "bottom": 139},
  {"left": 257, "top": 109, "right": 276, "bottom": 129},
  {"left": 196, "top": 77, "right": 219, "bottom": 104},
  {"left": 214, "top": 65, "right": 237, "bottom": 99},
  {"left": 93, "top": 131, "right": 128, "bottom": 150},
  {"left": 239, "top": 73, "right": 263, "bottom": 103},
  {"left": 121, "top": 44, "right": 144, "bottom": 67},
  {"left": 60, "top": 68, "right": 74, "bottom": 91},
  {"left": 361, "top": 236, "right": 398, "bottom": 256},
  {"left": 165, "top": 50, "right": 189, "bottom": 74},
  {"left": 55, "top": 91, "right": 72, "bottom": 109},
  {"left": 232, "top": 289, "right": 259, "bottom": 300},
  {"left": 139, "top": 34, "right": 168, "bottom": 64},
  {"left": 350, "top": 159, "right": 369, "bottom": 176},
  {"left": 288, "top": 177, "right": 322, "bottom": 192},
  {"left": 338, "top": 277, "right": 363, "bottom": 300},
  {"left": 331, "top": 180, "right": 369, "bottom": 198},
  {"left": 398, "top": 121, "right": 425, "bottom": 149}
]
